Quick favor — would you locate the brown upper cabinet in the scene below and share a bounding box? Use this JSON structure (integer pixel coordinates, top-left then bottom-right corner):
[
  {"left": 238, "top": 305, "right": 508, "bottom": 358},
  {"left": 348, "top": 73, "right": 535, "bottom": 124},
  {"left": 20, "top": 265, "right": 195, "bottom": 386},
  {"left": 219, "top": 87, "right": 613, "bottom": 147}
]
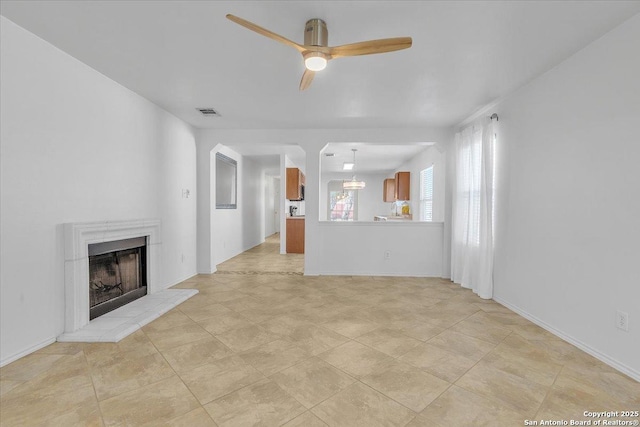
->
[
  {"left": 383, "top": 178, "right": 396, "bottom": 202},
  {"left": 394, "top": 171, "right": 410, "bottom": 201},
  {"left": 286, "top": 168, "right": 305, "bottom": 200}
]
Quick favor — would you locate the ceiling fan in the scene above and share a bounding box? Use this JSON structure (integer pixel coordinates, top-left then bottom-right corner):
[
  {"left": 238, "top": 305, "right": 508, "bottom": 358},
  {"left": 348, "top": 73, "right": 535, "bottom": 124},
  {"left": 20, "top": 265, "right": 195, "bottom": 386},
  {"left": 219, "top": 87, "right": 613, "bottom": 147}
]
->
[{"left": 226, "top": 14, "right": 412, "bottom": 90}]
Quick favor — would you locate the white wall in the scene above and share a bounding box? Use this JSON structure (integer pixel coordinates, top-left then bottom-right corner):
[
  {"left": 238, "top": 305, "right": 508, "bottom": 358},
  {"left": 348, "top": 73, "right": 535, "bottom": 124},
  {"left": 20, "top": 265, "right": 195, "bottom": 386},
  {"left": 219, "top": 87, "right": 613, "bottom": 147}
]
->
[
  {"left": 491, "top": 14, "right": 640, "bottom": 378},
  {"left": 280, "top": 155, "right": 288, "bottom": 254},
  {"left": 241, "top": 156, "right": 263, "bottom": 250},
  {"left": 319, "top": 172, "right": 390, "bottom": 221},
  {"left": 0, "top": 17, "right": 197, "bottom": 365},
  {"left": 209, "top": 146, "right": 264, "bottom": 266},
  {"left": 210, "top": 146, "right": 244, "bottom": 265},
  {"left": 264, "top": 176, "right": 277, "bottom": 237},
  {"left": 395, "top": 145, "right": 447, "bottom": 222},
  {"left": 274, "top": 178, "right": 281, "bottom": 234},
  {"left": 315, "top": 222, "right": 444, "bottom": 276}
]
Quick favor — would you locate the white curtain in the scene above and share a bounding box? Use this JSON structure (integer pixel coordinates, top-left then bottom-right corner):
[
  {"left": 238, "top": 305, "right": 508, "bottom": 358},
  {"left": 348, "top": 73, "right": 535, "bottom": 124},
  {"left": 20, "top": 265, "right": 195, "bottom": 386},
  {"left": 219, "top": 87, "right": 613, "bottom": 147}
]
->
[{"left": 451, "top": 118, "right": 496, "bottom": 299}]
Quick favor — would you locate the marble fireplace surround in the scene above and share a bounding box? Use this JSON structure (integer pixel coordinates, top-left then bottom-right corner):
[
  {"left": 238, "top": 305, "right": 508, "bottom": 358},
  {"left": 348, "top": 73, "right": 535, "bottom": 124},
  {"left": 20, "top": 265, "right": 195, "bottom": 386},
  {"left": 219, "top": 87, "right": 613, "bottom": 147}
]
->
[{"left": 60, "top": 219, "right": 196, "bottom": 342}]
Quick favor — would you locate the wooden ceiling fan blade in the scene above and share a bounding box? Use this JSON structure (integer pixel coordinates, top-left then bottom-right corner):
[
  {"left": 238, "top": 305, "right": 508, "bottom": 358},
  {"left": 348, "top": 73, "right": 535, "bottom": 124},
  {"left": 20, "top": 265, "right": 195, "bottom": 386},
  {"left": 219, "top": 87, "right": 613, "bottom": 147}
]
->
[
  {"left": 226, "top": 14, "right": 305, "bottom": 52},
  {"left": 299, "top": 69, "right": 315, "bottom": 91},
  {"left": 329, "top": 37, "right": 412, "bottom": 58}
]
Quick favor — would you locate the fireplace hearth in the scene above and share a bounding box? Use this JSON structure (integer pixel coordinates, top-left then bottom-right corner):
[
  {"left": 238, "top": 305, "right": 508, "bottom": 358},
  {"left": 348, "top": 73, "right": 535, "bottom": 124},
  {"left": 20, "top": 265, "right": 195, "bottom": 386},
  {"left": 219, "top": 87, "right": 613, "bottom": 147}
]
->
[{"left": 89, "top": 236, "right": 147, "bottom": 320}]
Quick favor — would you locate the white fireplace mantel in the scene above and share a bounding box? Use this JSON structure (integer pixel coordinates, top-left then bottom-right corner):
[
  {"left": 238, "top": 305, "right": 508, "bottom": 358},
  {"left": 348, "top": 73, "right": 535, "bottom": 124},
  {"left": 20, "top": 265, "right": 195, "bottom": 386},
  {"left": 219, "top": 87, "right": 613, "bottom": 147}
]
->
[{"left": 63, "top": 219, "right": 162, "bottom": 333}]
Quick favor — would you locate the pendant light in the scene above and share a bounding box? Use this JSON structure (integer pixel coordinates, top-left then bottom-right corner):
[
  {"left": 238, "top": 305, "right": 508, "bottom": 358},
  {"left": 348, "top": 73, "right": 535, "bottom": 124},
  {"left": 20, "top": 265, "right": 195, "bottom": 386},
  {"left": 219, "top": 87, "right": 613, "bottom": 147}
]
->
[{"left": 343, "top": 149, "right": 366, "bottom": 190}]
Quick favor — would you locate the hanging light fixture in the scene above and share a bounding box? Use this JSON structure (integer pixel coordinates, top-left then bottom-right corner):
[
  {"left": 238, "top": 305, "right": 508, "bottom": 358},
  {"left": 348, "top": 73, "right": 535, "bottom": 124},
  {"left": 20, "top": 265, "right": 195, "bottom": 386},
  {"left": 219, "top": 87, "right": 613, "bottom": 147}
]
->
[{"left": 343, "top": 149, "right": 366, "bottom": 190}]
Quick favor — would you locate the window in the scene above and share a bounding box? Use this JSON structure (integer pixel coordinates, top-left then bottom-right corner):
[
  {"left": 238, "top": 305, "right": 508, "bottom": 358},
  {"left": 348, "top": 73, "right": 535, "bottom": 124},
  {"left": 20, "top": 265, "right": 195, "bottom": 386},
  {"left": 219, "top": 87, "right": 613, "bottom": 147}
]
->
[
  {"left": 420, "top": 166, "right": 434, "bottom": 221},
  {"left": 328, "top": 180, "right": 357, "bottom": 221}
]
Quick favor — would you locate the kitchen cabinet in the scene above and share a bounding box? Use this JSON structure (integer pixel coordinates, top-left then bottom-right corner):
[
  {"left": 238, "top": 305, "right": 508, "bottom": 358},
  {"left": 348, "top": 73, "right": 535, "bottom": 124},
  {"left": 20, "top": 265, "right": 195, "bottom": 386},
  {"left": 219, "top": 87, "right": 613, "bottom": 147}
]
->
[
  {"left": 394, "top": 171, "right": 410, "bottom": 201},
  {"left": 383, "top": 178, "right": 395, "bottom": 202},
  {"left": 286, "top": 218, "right": 305, "bottom": 253},
  {"left": 286, "top": 168, "right": 305, "bottom": 200}
]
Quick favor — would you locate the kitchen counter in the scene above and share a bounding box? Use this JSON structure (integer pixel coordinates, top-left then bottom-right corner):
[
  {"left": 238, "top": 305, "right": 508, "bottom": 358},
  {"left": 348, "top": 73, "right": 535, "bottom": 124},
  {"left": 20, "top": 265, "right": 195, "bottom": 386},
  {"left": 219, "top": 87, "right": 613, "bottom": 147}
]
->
[
  {"left": 287, "top": 216, "right": 305, "bottom": 219},
  {"left": 374, "top": 215, "right": 413, "bottom": 221}
]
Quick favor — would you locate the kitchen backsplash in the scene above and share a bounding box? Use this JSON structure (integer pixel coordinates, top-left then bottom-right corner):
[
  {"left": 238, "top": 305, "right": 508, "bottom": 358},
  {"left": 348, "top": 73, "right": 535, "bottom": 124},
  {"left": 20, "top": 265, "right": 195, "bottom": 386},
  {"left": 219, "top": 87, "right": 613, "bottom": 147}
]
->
[{"left": 285, "top": 200, "right": 305, "bottom": 216}]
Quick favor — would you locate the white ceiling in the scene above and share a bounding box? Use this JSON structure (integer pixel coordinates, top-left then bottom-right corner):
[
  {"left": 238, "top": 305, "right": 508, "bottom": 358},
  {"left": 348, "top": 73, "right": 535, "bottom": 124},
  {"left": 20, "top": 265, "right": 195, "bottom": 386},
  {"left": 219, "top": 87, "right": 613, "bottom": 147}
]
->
[
  {"left": 321, "top": 143, "right": 432, "bottom": 174},
  {"left": 228, "top": 144, "right": 305, "bottom": 176},
  {"left": 224, "top": 142, "right": 431, "bottom": 174},
  {"left": 3, "top": 1, "right": 638, "bottom": 174},
  {"left": 2, "top": 1, "right": 639, "bottom": 131}
]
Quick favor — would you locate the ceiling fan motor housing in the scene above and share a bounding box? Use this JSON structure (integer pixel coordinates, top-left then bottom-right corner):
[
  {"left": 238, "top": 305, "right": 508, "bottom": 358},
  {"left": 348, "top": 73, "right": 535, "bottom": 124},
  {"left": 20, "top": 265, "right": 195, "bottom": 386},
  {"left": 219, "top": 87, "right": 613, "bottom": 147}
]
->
[{"left": 305, "top": 19, "right": 328, "bottom": 47}]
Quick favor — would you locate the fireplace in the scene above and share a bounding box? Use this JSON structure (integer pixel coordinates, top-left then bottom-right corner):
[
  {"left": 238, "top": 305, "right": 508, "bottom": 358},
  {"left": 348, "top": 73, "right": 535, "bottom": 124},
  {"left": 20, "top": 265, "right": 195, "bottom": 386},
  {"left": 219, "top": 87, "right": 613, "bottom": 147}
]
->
[
  {"left": 63, "top": 219, "right": 161, "bottom": 334},
  {"left": 88, "top": 236, "right": 147, "bottom": 320}
]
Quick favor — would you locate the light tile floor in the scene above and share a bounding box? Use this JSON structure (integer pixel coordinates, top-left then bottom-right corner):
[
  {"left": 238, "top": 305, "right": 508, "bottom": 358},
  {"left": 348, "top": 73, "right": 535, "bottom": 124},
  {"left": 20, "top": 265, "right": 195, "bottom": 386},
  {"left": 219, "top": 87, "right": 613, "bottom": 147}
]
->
[{"left": 1, "top": 234, "right": 638, "bottom": 426}]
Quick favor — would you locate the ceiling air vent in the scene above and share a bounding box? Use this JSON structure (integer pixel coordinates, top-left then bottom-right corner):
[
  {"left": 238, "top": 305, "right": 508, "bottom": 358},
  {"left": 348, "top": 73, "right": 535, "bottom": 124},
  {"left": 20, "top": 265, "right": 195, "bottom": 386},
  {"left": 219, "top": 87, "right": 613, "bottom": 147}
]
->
[
  {"left": 324, "top": 153, "right": 335, "bottom": 157},
  {"left": 196, "top": 108, "right": 221, "bottom": 117}
]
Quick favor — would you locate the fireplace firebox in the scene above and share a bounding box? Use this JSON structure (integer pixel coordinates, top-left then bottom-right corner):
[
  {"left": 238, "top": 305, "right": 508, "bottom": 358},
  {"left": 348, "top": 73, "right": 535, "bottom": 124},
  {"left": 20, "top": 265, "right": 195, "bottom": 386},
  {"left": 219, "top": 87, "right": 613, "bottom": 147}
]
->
[{"left": 88, "top": 236, "right": 147, "bottom": 320}]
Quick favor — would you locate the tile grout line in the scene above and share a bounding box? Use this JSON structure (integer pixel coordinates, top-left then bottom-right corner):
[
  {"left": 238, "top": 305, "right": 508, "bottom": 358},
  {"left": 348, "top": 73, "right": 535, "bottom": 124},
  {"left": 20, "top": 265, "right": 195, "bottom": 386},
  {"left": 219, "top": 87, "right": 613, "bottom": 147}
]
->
[
  {"left": 82, "top": 348, "right": 108, "bottom": 427},
  {"left": 449, "top": 330, "right": 544, "bottom": 418},
  {"left": 307, "top": 337, "right": 428, "bottom": 417},
  {"left": 138, "top": 325, "right": 217, "bottom": 424},
  {"left": 531, "top": 363, "right": 566, "bottom": 420}
]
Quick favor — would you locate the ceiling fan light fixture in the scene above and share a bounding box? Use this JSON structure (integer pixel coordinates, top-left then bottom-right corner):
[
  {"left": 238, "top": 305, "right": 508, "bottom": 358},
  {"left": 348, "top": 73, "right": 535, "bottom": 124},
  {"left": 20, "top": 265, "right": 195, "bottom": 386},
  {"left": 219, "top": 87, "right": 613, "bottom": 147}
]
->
[{"left": 304, "top": 52, "right": 328, "bottom": 71}]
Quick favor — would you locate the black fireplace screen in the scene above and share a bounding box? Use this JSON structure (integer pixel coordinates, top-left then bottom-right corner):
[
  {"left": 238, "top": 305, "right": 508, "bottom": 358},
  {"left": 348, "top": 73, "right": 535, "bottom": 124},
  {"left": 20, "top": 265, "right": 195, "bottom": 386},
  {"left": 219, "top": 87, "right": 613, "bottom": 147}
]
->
[{"left": 88, "top": 237, "right": 147, "bottom": 319}]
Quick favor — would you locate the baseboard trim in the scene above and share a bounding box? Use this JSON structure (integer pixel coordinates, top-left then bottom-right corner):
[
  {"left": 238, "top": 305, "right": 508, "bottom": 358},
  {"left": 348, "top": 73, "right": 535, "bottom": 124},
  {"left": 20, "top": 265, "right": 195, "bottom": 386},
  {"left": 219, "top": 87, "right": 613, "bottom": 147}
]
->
[
  {"left": 303, "top": 270, "right": 451, "bottom": 279},
  {"left": 304, "top": 271, "right": 442, "bottom": 278},
  {"left": 0, "top": 336, "right": 56, "bottom": 367},
  {"left": 494, "top": 296, "right": 640, "bottom": 382},
  {"left": 196, "top": 266, "right": 217, "bottom": 274},
  {"left": 1, "top": 272, "right": 200, "bottom": 368},
  {"left": 162, "top": 271, "right": 199, "bottom": 289}
]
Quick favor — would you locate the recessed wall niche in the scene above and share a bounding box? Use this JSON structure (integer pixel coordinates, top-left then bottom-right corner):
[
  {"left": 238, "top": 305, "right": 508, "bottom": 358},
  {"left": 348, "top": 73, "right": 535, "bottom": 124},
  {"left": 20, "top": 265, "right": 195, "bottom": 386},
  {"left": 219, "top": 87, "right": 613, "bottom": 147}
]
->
[{"left": 216, "top": 152, "right": 237, "bottom": 209}]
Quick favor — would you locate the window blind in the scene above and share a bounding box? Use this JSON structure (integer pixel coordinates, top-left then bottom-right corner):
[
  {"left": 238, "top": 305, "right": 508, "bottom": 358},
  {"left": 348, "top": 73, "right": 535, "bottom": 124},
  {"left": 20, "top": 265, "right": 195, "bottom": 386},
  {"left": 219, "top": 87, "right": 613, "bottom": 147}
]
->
[{"left": 420, "top": 166, "right": 433, "bottom": 221}]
